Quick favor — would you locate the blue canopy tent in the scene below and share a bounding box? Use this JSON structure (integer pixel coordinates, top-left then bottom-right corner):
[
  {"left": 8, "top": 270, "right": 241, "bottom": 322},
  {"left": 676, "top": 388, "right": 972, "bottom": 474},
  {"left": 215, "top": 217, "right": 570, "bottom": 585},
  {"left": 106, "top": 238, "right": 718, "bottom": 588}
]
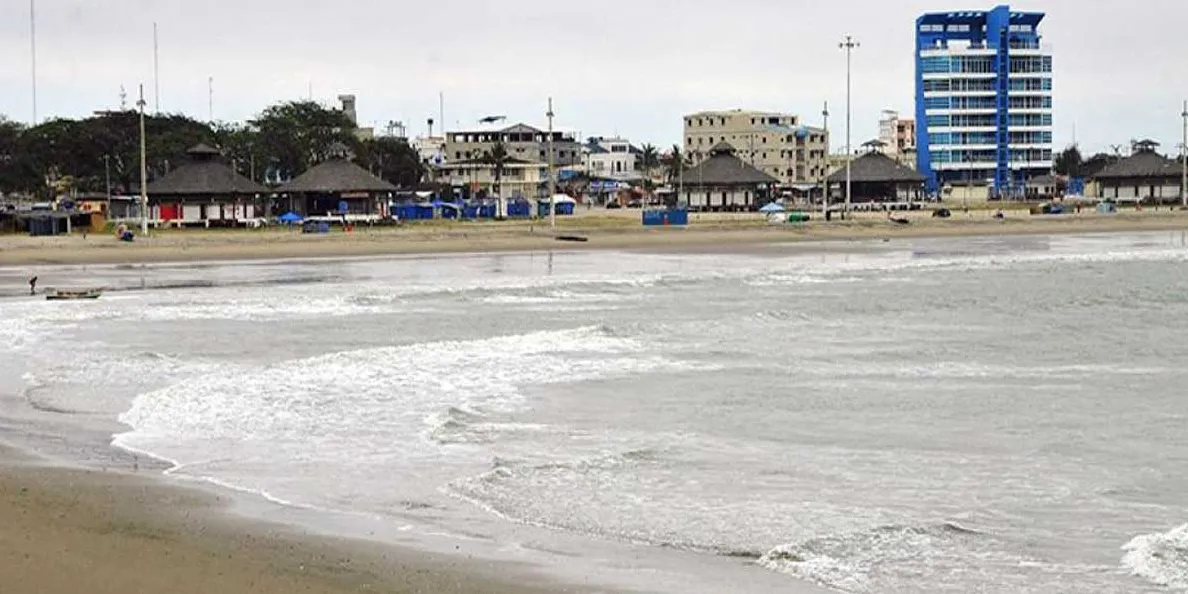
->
[
  {"left": 439, "top": 202, "right": 462, "bottom": 219},
  {"left": 278, "top": 211, "right": 303, "bottom": 223},
  {"left": 538, "top": 194, "right": 577, "bottom": 217},
  {"left": 758, "top": 202, "right": 786, "bottom": 214},
  {"left": 506, "top": 198, "right": 532, "bottom": 218}
]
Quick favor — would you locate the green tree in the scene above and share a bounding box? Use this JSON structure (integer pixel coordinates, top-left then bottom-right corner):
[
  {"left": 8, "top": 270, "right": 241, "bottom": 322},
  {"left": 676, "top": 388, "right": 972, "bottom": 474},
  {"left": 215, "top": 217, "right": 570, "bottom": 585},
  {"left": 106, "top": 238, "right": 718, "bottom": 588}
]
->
[
  {"left": 0, "top": 116, "right": 35, "bottom": 193},
  {"left": 212, "top": 122, "right": 266, "bottom": 182},
  {"left": 7, "top": 111, "right": 213, "bottom": 195},
  {"left": 661, "top": 144, "right": 689, "bottom": 185},
  {"left": 481, "top": 141, "right": 511, "bottom": 218},
  {"left": 356, "top": 136, "right": 424, "bottom": 188},
  {"left": 1053, "top": 145, "right": 1083, "bottom": 177},
  {"left": 250, "top": 101, "right": 357, "bottom": 182},
  {"left": 638, "top": 143, "right": 659, "bottom": 188}
]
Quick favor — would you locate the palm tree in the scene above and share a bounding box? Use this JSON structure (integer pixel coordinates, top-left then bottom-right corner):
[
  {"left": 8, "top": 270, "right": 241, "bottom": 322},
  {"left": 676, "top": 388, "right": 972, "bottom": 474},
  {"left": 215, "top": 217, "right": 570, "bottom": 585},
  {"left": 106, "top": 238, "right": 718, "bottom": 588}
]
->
[
  {"left": 639, "top": 143, "right": 660, "bottom": 189},
  {"left": 662, "top": 144, "right": 686, "bottom": 185},
  {"left": 482, "top": 141, "right": 511, "bottom": 218}
]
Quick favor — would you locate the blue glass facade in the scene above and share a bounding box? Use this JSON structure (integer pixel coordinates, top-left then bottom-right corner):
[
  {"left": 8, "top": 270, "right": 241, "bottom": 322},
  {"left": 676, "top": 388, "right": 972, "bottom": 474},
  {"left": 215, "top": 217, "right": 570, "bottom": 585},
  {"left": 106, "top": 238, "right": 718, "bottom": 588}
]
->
[{"left": 914, "top": 5, "right": 1052, "bottom": 197}]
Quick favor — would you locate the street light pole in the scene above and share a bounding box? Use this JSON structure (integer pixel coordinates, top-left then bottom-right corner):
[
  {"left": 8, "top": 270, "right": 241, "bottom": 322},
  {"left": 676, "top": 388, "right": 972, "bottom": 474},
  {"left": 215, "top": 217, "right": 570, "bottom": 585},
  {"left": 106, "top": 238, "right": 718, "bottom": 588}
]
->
[
  {"left": 839, "top": 35, "right": 859, "bottom": 220},
  {"left": 822, "top": 100, "right": 829, "bottom": 220},
  {"left": 104, "top": 154, "right": 112, "bottom": 219},
  {"left": 1181, "top": 99, "right": 1186, "bottom": 208},
  {"left": 547, "top": 97, "right": 556, "bottom": 229},
  {"left": 29, "top": 0, "right": 38, "bottom": 125},
  {"left": 138, "top": 84, "right": 148, "bottom": 236}
]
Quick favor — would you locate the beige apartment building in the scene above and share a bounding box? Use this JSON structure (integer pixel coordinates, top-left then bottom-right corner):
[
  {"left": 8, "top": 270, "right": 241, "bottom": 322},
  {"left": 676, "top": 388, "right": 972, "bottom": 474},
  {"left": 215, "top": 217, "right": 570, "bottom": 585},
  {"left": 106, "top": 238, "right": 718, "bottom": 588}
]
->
[
  {"left": 878, "top": 109, "right": 917, "bottom": 166},
  {"left": 682, "top": 109, "right": 829, "bottom": 187},
  {"left": 443, "top": 123, "right": 581, "bottom": 168}
]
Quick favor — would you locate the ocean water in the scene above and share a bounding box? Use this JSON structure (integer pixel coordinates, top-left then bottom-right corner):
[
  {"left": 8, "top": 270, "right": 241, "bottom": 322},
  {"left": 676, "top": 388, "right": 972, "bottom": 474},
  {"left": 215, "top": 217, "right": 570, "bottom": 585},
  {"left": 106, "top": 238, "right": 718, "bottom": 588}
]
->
[{"left": 4, "top": 233, "right": 1188, "bottom": 592}]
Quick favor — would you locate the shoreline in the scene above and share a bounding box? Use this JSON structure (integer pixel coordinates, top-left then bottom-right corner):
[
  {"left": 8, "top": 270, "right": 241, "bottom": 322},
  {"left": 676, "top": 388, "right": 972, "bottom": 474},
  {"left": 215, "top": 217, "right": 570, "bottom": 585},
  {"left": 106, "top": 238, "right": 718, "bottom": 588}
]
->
[
  {"left": 2, "top": 211, "right": 1187, "bottom": 267},
  {"left": 0, "top": 445, "right": 601, "bottom": 594}
]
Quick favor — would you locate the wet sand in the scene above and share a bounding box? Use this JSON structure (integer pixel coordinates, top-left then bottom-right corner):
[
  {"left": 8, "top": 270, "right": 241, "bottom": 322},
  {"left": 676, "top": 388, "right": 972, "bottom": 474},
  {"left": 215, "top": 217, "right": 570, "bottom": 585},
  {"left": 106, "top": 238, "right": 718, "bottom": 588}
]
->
[
  {"left": 2, "top": 210, "right": 1187, "bottom": 267},
  {"left": 0, "top": 447, "right": 591, "bottom": 594}
]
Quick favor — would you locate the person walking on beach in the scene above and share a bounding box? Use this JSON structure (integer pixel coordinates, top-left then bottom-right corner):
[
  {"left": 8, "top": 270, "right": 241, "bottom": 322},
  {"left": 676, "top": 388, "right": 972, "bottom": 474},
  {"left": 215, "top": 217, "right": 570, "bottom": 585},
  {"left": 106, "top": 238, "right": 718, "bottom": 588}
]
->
[{"left": 28, "top": 276, "right": 37, "bottom": 296}]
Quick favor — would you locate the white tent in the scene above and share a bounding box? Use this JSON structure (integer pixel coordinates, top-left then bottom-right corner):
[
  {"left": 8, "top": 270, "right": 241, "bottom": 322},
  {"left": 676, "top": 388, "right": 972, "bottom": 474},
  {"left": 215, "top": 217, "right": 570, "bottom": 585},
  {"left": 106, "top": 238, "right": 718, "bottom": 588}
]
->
[{"left": 546, "top": 194, "right": 577, "bottom": 204}]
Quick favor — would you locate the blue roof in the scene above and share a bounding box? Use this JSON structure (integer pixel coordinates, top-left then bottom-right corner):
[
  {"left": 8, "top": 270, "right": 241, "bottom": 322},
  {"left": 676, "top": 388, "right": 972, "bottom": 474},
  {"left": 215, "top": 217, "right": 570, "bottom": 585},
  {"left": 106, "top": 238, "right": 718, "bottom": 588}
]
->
[{"left": 917, "top": 5, "right": 1044, "bottom": 28}]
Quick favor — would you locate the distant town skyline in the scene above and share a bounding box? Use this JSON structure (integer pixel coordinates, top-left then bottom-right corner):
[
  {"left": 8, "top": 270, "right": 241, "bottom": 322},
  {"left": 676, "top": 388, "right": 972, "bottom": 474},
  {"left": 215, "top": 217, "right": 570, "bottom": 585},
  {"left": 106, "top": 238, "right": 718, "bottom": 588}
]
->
[{"left": 1, "top": 0, "right": 1186, "bottom": 155}]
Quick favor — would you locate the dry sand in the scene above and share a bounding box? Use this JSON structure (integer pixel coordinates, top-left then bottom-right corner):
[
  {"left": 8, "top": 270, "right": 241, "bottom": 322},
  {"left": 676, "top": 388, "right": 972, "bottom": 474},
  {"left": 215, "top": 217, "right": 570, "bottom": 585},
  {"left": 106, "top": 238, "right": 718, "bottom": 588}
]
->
[
  {"left": 2, "top": 209, "right": 1187, "bottom": 267},
  {"left": 0, "top": 447, "right": 591, "bottom": 594}
]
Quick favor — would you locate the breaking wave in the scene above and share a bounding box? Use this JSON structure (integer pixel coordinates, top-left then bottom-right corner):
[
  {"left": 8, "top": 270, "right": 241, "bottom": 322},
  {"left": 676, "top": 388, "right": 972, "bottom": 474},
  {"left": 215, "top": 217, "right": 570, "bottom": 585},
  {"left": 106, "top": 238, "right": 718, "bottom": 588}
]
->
[
  {"left": 1122, "top": 523, "right": 1188, "bottom": 589},
  {"left": 757, "top": 522, "right": 989, "bottom": 593}
]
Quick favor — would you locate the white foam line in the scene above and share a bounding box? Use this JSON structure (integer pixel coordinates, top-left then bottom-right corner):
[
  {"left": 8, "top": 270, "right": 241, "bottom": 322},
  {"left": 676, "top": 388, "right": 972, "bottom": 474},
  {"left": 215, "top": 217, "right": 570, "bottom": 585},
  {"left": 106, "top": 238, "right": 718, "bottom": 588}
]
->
[{"left": 110, "top": 434, "right": 317, "bottom": 511}]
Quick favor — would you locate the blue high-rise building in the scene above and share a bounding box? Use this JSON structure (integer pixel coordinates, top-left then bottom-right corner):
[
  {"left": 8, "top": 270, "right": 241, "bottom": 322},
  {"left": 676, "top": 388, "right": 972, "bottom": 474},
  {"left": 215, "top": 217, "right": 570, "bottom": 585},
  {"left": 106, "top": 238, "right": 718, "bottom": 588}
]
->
[{"left": 914, "top": 6, "right": 1052, "bottom": 198}]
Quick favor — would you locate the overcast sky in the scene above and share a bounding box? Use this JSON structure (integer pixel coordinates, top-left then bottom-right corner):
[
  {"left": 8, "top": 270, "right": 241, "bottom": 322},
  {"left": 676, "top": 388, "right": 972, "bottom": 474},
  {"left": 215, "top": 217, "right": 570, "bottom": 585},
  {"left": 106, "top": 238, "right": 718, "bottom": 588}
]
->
[{"left": 1, "top": 0, "right": 1186, "bottom": 155}]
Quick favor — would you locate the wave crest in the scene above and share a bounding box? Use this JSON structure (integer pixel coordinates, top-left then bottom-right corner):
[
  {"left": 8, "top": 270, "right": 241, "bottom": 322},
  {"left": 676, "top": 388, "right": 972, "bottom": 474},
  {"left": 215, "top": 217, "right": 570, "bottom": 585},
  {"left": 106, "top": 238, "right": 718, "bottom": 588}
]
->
[
  {"left": 757, "top": 522, "right": 988, "bottom": 592},
  {"left": 1122, "top": 523, "right": 1188, "bottom": 589}
]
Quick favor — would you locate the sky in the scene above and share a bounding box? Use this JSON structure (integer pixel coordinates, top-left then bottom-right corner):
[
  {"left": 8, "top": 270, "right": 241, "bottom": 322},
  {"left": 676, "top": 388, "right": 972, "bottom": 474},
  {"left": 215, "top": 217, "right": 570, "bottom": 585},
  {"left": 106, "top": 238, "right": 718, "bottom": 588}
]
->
[{"left": 1, "top": 0, "right": 1186, "bottom": 155}]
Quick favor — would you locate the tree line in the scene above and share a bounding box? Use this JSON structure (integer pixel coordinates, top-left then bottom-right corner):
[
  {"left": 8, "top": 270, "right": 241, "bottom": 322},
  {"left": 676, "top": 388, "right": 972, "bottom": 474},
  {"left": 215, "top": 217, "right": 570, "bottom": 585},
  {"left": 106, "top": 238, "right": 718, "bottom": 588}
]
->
[{"left": 0, "top": 101, "right": 424, "bottom": 198}]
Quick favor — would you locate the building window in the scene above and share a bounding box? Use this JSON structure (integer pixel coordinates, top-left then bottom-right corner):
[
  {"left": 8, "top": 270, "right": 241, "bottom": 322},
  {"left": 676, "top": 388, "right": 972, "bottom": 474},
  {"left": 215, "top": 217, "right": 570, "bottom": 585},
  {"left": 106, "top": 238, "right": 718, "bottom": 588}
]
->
[{"left": 920, "top": 55, "right": 950, "bottom": 74}]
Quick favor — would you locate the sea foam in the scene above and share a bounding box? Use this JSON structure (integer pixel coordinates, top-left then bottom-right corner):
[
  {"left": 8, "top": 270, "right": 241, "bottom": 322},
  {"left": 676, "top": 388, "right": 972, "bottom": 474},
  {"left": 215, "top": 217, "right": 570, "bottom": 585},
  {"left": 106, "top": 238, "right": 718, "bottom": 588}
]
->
[{"left": 1122, "top": 523, "right": 1188, "bottom": 589}]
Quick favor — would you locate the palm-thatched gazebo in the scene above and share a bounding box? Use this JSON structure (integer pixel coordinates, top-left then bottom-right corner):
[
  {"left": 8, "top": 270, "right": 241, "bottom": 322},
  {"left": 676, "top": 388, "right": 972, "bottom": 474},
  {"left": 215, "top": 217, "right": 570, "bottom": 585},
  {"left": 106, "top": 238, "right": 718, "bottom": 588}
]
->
[
  {"left": 277, "top": 158, "right": 398, "bottom": 220},
  {"left": 146, "top": 143, "right": 269, "bottom": 227},
  {"left": 1092, "top": 140, "right": 1184, "bottom": 203},
  {"left": 826, "top": 141, "right": 926, "bottom": 204},
  {"left": 681, "top": 142, "right": 780, "bottom": 212}
]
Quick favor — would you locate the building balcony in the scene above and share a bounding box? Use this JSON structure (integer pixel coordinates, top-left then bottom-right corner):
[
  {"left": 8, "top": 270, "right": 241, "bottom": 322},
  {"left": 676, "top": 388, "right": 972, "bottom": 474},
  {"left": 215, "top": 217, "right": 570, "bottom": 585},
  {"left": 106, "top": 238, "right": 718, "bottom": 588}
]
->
[
  {"left": 933, "top": 162, "right": 1002, "bottom": 171},
  {"left": 922, "top": 72, "right": 997, "bottom": 80},
  {"left": 929, "top": 143, "right": 998, "bottom": 151},
  {"left": 923, "top": 90, "right": 998, "bottom": 98},
  {"left": 925, "top": 108, "right": 999, "bottom": 116},
  {"left": 919, "top": 47, "right": 997, "bottom": 58},
  {"left": 1008, "top": 161, "right": 1053, "bottom": 170},
  {"left": 928, "top": 126, "right": 998, "bottom": 133}
]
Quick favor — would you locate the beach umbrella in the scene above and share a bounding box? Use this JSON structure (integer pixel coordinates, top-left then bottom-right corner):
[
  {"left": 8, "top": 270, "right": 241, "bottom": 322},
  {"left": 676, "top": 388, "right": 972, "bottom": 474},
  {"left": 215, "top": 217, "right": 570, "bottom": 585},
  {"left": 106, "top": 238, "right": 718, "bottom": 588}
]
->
[
  {"left": 278, "top": 211, "right": 303, "bottom": 223},
  {"left": 759, "top": 202, "right": 786, "bottom": 214}
]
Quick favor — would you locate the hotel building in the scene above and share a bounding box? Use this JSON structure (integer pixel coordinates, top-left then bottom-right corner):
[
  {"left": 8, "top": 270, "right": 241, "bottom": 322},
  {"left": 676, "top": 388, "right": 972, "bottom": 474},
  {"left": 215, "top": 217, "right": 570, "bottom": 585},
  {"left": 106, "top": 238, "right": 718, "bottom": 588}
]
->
[{"left": 914, "top": 6, "right": 1053, "bottom": 198}]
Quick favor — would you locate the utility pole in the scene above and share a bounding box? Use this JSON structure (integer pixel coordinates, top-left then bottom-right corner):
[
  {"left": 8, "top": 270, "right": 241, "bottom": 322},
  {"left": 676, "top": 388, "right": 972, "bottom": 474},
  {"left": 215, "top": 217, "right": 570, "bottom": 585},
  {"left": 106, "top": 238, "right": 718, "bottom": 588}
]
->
[
  {"left": 29, "top": 0, "right": 37, "bottom": 124},
  {"left": 104, "top": 155, "right": 112, "bottom": 219},
  {"left": 839, "top": 35, "right": 859, "bottom": 220},
  {"left": 822, "top": 101, "right": 830, "bottom": 220},
  {"left": 678, "top": 147, "right": 684, "bottom": 207},
  {"left": 547, "top": 97, "right": 556, "bottom": 229},
  {"left": 152, "top": 23, "right": 160, "bottom": 113},
  {"left": 1181, "top": 99, "right": 1187, "bottom": 208},
  {"left": 208, "top": 76, "right": 214, "bottom": 122},
  {"left": 138, "top": 84, "right": 148, "bottom": 236}
]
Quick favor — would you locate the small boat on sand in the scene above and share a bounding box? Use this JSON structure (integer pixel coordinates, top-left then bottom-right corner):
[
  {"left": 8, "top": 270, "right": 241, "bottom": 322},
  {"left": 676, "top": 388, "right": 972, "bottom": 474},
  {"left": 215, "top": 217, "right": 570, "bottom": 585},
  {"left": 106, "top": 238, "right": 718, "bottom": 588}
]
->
[{"left": 45, "top": 288, "right": 103, "bottom": 301}]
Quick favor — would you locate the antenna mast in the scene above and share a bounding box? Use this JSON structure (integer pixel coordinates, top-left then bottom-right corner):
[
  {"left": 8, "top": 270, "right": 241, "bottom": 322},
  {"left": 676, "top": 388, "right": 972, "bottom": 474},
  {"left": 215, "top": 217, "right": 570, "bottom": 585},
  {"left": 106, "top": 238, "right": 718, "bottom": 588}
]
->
[{"left": 152, "top": 23, "right": 160, "bottom": 113}]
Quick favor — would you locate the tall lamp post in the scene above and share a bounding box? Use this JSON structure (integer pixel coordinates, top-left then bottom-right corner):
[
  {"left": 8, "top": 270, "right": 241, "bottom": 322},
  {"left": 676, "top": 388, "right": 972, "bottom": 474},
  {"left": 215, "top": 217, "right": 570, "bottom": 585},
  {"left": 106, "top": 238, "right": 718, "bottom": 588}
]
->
[
  {"left": 1181, "top": 99, "right": 1187, "bottom": 208},
  {"left": 138, "top": 84, "right": 148, "bottom": 236},
  {"left": 547, "top": 97, "right": 556, "bottom": 229},
  {"left": 839, "top": 35, "right": 859, "bottom": 220},
  {"left": 29, "top": 0, "right": 37, "bottom": 124},
  {"left": 822, "top": 101, "right": 829, "bottom": 220}
]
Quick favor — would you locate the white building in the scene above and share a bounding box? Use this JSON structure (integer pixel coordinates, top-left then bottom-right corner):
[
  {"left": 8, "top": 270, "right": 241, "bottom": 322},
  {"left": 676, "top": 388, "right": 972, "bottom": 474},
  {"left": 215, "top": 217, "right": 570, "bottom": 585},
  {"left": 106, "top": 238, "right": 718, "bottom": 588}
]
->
[
  {"left": 582, "top": 137, "right": 642, "bottom": 180},
  {"left": 878, "top": 110, "right": 917, "bottom": 163}
]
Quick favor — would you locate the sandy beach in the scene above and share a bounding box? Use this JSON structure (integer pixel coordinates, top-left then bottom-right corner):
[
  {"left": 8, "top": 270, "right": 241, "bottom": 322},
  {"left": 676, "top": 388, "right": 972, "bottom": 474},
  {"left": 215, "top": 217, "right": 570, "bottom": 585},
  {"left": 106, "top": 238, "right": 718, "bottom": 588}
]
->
[
  {"left": 2, "top": 208, "right": 1188, "bottom": 267},
  {"left": 0, "top": 446, "right": 593, "bottom": 594}
]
